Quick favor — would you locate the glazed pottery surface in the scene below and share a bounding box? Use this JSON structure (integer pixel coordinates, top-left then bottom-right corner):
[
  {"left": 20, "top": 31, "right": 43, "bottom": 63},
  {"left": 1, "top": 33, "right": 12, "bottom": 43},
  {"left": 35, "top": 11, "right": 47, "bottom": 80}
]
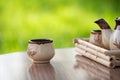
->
[
  {"left": 110, "top": 18, "right": 120, "bottom": 50},
  {"left": 110, "top": 30, "right": 120, "bottom": 50},
  {"left": 102, "top": 29, "right": 112, "bottom": 49}
]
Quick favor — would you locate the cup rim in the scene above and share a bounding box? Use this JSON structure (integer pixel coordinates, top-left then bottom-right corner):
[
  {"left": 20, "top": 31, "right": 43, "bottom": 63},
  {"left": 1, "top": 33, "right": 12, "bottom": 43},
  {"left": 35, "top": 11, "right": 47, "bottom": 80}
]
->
[
  {"left": 28, "top": 39, "right": 53, "bottom": 44},
  {"left": 91, "top": 30, "right": 101, "bottom": 34}
]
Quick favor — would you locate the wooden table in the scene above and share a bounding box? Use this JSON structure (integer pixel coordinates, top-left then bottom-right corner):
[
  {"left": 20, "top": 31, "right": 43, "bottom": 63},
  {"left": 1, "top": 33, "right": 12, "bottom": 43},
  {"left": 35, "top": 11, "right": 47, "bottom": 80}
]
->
[{"left": 0, "top": 48, "right": 120, "bottom": 80}]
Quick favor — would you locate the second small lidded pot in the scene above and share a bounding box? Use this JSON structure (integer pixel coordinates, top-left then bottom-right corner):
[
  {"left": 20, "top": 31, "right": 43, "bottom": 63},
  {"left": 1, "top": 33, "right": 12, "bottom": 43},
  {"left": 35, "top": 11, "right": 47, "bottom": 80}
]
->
[
  {"left": 89, "top": 30, "right": 103, "bottom": 47},
  {"left": 27, "top": 39, "right": 55, "bottom": 64}
]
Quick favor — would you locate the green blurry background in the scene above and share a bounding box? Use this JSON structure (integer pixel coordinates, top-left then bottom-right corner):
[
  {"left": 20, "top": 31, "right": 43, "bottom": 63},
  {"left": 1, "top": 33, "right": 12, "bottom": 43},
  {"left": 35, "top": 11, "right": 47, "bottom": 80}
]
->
[{"left": 0, "top": 0, "right": 120, "bottom": 54}]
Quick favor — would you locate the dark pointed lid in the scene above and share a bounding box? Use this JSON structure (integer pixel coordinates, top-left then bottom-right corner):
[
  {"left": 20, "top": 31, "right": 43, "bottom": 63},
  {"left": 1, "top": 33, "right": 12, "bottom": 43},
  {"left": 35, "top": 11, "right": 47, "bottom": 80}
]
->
[
  {"left": 115, "top": 17, "right": 120, "bottom": 25},
  {"left": 115, "top": 17, "right": 120, "bottom": 30},
  {"left": 94, "top": 18, "right": 111, "bottom": 29}
]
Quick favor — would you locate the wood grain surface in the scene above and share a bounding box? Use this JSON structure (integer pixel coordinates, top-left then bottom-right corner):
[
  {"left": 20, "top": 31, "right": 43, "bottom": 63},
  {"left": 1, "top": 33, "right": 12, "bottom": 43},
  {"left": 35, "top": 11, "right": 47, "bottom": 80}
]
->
[{"left": 0, "top": 48, "right": 120, "bottom": 80}]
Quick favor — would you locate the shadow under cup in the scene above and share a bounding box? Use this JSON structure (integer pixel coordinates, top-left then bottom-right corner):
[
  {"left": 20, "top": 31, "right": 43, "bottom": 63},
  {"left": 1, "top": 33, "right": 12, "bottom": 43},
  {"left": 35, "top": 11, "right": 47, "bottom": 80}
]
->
[
  {"left": 28, "top": 63, "right": 55, "bottom": 80},
  {"left": 27, "top": 39, "right": 55, "bottom": 64}
]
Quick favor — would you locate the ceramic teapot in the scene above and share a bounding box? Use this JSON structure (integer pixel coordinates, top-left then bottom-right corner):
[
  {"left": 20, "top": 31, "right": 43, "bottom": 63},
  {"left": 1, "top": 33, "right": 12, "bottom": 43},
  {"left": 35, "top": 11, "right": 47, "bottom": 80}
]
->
[
  {"left": 94, "top": 18, "right": 113, "bottom": 49},
  {"left": 110, "top": 18, "right": 120, "bottom": 50}
]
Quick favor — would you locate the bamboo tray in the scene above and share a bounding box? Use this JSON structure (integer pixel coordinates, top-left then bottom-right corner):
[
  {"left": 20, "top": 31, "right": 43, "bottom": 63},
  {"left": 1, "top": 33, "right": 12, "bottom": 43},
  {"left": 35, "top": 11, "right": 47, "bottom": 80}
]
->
[{"left": 73, "top": 38, "right": 120, "bottom": 68}]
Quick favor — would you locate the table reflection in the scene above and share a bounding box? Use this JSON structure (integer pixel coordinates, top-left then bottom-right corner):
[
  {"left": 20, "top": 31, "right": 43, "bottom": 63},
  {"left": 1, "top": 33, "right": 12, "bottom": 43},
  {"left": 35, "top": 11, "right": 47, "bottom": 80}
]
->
[
  {"left": 28, "top": 63, "right": 55, "bottom": 80},
  {"left": 74, "top": 55, "right": 120, "bottom": 80}
]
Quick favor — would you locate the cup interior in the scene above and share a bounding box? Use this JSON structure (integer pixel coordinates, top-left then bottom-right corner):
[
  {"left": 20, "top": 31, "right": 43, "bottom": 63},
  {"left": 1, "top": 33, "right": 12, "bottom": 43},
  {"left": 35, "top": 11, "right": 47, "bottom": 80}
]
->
[
  {"left": 29, "top": 39, "right": 53, "bottom": 44},
  {"left": 91, "top": 30, "right": 101, "bottom": 34},
  {"left": 92, "top": 30, "right": 101, "bottom": 32}
]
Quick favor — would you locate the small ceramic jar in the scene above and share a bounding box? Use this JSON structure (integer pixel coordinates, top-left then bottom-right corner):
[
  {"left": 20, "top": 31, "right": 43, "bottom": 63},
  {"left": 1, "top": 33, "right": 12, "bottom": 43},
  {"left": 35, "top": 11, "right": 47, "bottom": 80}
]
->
[
  {"left": 89, "top": 30, "right": 103, "bottom": 47},
  {"left": 27, "top": 39, "right": 55, "bottom": 63}
]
